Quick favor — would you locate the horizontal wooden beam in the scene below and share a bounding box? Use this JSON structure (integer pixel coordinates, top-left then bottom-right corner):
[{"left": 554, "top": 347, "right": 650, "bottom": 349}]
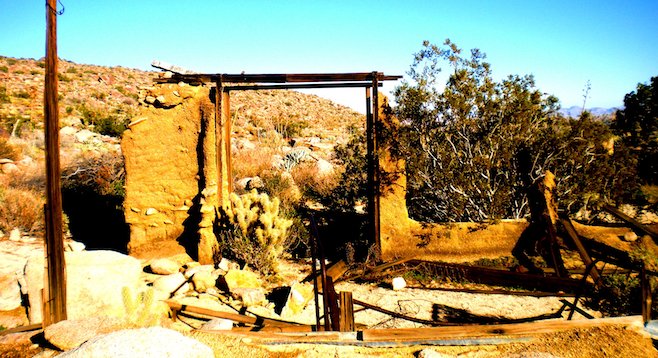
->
[
  {"left": 603, "top": 204, "right": 658, "bottom": 242},
  {"left": 165, "top": 300, "right": 307, "bottom": 328},
  {"left": 224, "top": 82, "right": 383, "bottom": 91},
  {"left": 155, "top": 72, "right": 402, "bottom": 84}
]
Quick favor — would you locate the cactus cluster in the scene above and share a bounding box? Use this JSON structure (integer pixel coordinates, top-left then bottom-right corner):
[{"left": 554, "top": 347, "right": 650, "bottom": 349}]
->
[
  {"left": 220, "top": 190, "right": 293, "bottom": 275},
  {"left": 280, "top": 149, "right": 308, "bottom": 172},
  {"left": 121, "top": 287, "right": 162, "bottom": 327}
]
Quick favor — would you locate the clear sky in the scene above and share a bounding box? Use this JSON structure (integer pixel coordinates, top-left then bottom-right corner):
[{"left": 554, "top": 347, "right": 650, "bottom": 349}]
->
[{"left": 1, "top": 0, "right": 656, "bottom": 113}]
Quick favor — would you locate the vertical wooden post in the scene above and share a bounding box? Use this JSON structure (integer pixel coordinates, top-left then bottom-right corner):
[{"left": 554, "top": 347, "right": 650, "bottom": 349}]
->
[
  {"left": 366, "top": 72, "right": 381, "bottom": 259},
  {"left": 642, "top": 265, "right": 652, "bottom": 324},
  {"left": 43, "top": 0, "right": 67, "bottom": 326},
  {"left": 338, "top": 291, "right": 355, "bottom": 332},
  {"left": 216, "top": 80, "right": 232, "bottom": 210}
]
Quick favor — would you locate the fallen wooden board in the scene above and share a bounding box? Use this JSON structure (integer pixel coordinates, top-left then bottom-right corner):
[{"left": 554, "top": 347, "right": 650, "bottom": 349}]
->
[
  {"left": 165, "top": 300, "right": 309, "bottom": 328},
  {"left": 359, "top": 315, "right": 643, "bottom": 342},
  {"left": 560, "top": 217, "right": 603, "bottom": 288},
  {"left": 196, "top": 316, "right": 643, "bottom": 347}
]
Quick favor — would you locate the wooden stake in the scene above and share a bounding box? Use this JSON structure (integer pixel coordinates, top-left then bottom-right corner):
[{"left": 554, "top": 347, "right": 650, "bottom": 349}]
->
[
  {"left": 338, "top": 291, "right": 355, "bottom": 332},
  {"left": 43, "top": 0, "right": 67, "bottom": 326}
]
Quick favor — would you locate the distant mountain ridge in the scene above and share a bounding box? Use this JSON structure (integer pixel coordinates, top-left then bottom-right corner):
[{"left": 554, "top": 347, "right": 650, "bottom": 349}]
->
[{"left": 558, "top": 105, "right": 620, "bottom": 118}]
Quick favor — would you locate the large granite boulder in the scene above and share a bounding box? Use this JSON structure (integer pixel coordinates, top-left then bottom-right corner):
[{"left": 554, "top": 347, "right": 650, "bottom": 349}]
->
[
  {"left": 58, "top": 327, "right": 213, "bottom": 358},
  {"left": 23, "top": 250, "right": 141, "bottom": 324}
]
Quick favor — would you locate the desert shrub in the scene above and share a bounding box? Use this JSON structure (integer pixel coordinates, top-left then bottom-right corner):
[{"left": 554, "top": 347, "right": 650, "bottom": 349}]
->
[
  {"left": 13, "top": 90, "right": 31, "bottom": 99},
  {"left": 586, "top": 273, "right": 642, "bottom": 317},
  {"left": 30, "top": 70, "right": 40, "bottom": 76},
  {"left": 36, "top": 61, "right": 45, "bottom": 68},
  {"left": 77, "top": 103, "right": 130, "bottom": 137},
  {"left": 218, "top": 190, "right": 293, "bottom": 275},
  {"left": 62, "top": 152, "right": 125, "bottom": 198},
  {"left": 0, "top": 85, "right": 9, "bottom": 103},
  {"left": 0, "top": 66, "right": 8, "bottom": 73},
  {"left": 0, "top": 187, "right": 44, "bottom": 233},
  {"left": 0, "top": 137, "right": 19, "bottom": 160},
  {"left": 122, "top": 287, "right": 163, "bottom": 327},
  {"left": 65, "top": 67, "right": 77, "bottom": 74},
  {"left": 6, "top": 59, "right": 16, "bottom": 66},
  {"left": 57, "top": 73, "right": 70, "bottom": 82},
  {"left": 272, "top": 115, "right": 308, "bottom": 138}
]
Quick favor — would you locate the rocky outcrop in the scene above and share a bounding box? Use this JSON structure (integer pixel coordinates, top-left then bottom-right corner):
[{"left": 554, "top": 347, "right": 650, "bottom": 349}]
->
[{"left": 23, "top": 250, "right": 141, "bottom": 324}]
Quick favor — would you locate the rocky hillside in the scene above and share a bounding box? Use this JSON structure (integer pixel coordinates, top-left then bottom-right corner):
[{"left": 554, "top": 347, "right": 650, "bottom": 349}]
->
[{"left": 0, "top": 55, "right": 363, "bottom": 144}]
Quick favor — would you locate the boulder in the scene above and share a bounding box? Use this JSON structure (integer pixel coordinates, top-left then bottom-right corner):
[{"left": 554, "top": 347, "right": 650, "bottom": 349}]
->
[
  {"left": 192, "top": 271, "right": 216, "bottom": 293},
  {"left": 58, "top": 327, "right": 213, "bottom": 358},
  {"left": 153, "top": 272, "right": 189, "bottom": 295},
  {"left": 44, "top": 316, "right": 128, "bottom": 351},
  {"left": 223, "top": 269, "right": 262, "bottom": 291},
  {"left": 23, "top": 250, "right": 142, "bottom": 324},
  {"left": 315, "top": 158, "right": 334, "bottom": 176},
  {"left": 231, "top": 288, "right": 267, "bottom": 307},
  {"left": 0, "top": 274, "right": 21, "bottom": 311},
  {"left": 149, "top": 258, "right": 180, "bottom": 275},
  {"left": 280, "top": 283, "right": 314, "bottom": 318},
  {"left": 184, "top": 264, "right": 214, "bottom": 279}
]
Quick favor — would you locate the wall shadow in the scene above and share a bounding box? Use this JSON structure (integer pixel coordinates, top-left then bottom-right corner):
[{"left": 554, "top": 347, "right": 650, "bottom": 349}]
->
[{"left": 62, "top": 189, "right": 130, "bottom": 253}]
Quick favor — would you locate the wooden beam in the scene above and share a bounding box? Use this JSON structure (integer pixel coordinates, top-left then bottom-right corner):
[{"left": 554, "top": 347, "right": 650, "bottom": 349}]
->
[
  {"left": 603, "top": 204, "right": 658, "bottom": 242},
  {"left": 43, "top": 0, "right": 67, "bottom": 327},
  {"left": 156, "top": 72, "right": 402, "bottom": 84},
  {"left": 165, "top": 300, "right": 308, "bottom": 328},
  {"left": 359, "top": 315, "right": 642, "bottom": 342},
  {"left": 559, "top": 217, "right": 603, "bottom": 288},
  {"left": 310, "top": 260, "right": 348, "bottom": 291},
  {"left": 224, "top": 82, "right": 383, "bottom": 91}
]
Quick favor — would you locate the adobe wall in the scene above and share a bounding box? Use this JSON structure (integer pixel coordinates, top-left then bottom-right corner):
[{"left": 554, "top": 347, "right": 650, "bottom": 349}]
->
[{"left": 121, "top": 84, "right": 211, "bottom": 257}]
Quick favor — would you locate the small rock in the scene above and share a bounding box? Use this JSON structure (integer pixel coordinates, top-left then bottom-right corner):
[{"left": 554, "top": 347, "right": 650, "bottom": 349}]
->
[
  {"left": 9, "top": 228, "right": 21, "bottom": 242},
  {"left": 1, "top": 163, "right": 19, "bottom": 174},
  {"left": 153, "top": 272, "right": 189, "bottom": 295},
  {"left": 391, "top": 277, "right": 407, "bottom": 291},
  {"left": 145, "top": 95, "right": 156, "bottom": 104},
  {"left": 417, "top": 348, "right": 452, "bottom": 358},
  {"left": 145, "top": 208, "right": 157, "bottom": 216},
  {"left": 316, "top": 158, "right": 334, "bottom": 176},
  {"left": 623, "top": 231, "right": 638, "bottom": 242},
  {"left": 73, "top": 129, "right": 98, "bottom": 143},
  {"left": 149, "top": 258, "right": 180, "bottom": 275},
  {"left": 59, "top": 126, "right": 77, "bottom": 136},
  {"left": 184, "top": 264, "right": 214, "bottom": 279},
  {"left": 130, "top": 207, "right": 141, "bottom": 213},
  {"left": 200, "top": 318, "right": 233, "bottom": 331}
]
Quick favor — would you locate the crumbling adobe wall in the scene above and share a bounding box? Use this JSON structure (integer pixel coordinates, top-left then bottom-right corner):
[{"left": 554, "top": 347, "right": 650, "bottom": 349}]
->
[
  {"left": 376, "top": 97, "right": 633, "bottom": 262},
  {"left": 121, "top": 83, "right": 211, "bottom": 257}
]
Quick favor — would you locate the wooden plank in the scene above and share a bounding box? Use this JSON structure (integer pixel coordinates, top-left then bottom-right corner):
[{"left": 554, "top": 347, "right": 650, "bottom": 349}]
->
[
  {"left": 353, "top": 298, "right": 461, "bottom": 326},
  {"left": 155, "top": 72, "right": 402, "bottom": 84},
  {"left": 559, "top": 217, "right": 603, "bottom": 287},
  {"left": 360, "top": 315, "right": 643, "bottom": 342},
  {"left": 339, "top": 291, "right": 355, "bottom": 332},
  {"left": 404, "top": 286, "right": 576, "bottom": 297},
  {"left": 43, "top": 0, "right": 67, "bottom": 327},
  {"left": 326, "top": 277, "right": 340, "bottom": 331},
  {"left": 165, "top": 300, "right": 307, "bottom": 328},
  {"left": 603, "top": 204, "right": 658, "bottom": 241},
  {"left": 311, "top": 260, "right": 348, "bottom": 291},
  {"left": 224, "top": 82, "right": 383, "bottom": 91}
]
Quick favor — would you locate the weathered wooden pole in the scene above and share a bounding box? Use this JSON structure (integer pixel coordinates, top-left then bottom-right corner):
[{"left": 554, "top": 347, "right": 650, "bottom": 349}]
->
[
  {"left": 366, "top": 72, "right": 381, "bottom": 260},
  {"left": 43, "top": 0, "right": 67, "bottom": 326}
]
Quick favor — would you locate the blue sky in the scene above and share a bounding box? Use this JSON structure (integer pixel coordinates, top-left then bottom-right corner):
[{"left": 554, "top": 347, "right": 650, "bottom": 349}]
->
[{"left": 1, "top": 0, "right": 656, "bottom": 112}]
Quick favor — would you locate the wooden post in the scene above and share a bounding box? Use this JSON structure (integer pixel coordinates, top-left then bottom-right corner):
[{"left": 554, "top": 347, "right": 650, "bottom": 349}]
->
[
  {"left": 559, "top": 217, "right": 603, "bottom": 288},
  {"left": 366, "top": 74, "right": 381, "bottom": 260},
  {"left": 338, "top": 291, "right": 355, "bottom": 332},
  {"left": 43, "top": 0, "right": 67, "bottom": 326},
  {"left": 641, "top": 265, "right": 652, "bottom": 324},
  {"left": 216, "top": 81, "right": 232, "bottom": 210}
]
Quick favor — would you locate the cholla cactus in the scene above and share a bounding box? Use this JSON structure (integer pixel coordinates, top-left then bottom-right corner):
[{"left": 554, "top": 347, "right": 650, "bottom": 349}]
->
[{"left": 221, "top": 190, "right": 293, "bottom": 275}]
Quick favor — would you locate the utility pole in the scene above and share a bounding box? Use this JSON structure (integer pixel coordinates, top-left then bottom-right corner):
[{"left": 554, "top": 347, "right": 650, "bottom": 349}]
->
[{"left": 43, "top": 0, "right": 67, "bottom": 326}]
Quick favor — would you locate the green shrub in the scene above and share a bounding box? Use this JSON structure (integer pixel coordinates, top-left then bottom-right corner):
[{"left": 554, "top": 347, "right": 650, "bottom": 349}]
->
[
  {"left": 218, "top": 190, "right": 293, "bottom": 275},
  {"left": 36, "top": 61, "right": 45, "bottom": 68},
  {"left": 77, "top": 103, "right": 130, "bottom": 137},
  {"left": 57, "top": 73, "right": 70, "bottom": 82},
  {"left": 30, "top": 70, "right": 40, "bottom": 75},
  {"left": 6, "top": 59, "right": 17, "bottom": 65},
  {"left": 13, "top": 90, "right": 31, "bottom": 99},
  {"left": 65, "top": 67, "right": 78, "bottom": 74},
  {"left": 0, "top": 66, "right": 8, "bottom": 73},
  {"left": 586, "top": 273, "right": 642, "bottom": 317}
]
